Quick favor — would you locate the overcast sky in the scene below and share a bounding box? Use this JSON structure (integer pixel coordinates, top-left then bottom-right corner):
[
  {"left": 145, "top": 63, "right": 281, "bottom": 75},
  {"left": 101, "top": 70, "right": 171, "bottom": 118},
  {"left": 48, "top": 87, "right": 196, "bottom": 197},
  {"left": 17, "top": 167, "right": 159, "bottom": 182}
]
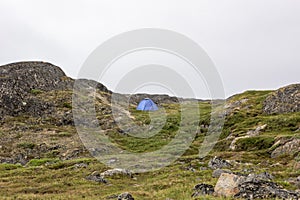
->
[{"left": 0, "top": 0, "right": 299, "bottom": 98}]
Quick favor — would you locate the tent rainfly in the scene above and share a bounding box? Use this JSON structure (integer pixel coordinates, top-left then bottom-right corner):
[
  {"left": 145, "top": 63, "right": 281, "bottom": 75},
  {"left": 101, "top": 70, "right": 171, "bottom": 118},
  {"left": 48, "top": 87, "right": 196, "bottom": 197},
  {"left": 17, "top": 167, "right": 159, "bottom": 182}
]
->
[{"left": 136, "top": 98, "right": 158, "bottom": 111}]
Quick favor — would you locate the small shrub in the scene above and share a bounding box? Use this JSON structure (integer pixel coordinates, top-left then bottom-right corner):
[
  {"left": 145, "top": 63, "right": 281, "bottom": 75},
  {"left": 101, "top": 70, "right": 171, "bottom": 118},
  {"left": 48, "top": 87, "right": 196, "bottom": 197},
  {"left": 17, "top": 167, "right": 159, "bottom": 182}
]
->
[
  {"left": 30, "top": 89, "right": 43, "bottom": 95},
  {"left": 17, "top": 142, "right": 36, "bottom": 149},
  {"left": 63, "top": 102, "right": 72, "bottom": 109}
]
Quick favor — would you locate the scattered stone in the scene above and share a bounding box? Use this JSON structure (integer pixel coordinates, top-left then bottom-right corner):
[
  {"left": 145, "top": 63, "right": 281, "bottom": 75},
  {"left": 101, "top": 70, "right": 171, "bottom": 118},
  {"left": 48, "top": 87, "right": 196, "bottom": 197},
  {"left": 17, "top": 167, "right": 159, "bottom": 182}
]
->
[
  {"left": 199, "top": 167, "right": 208, "bottom": 171},
  {"left": 185, "top": 165, "right": 196, "bottom": 172},
  {"left": 214, "top": 173, "right": 246, "bottom": 197},
  {"left": 74, "top": 163, "right": 88, "bottom": 168},
  {"left": 254, "top": 172, "right": 274, "bottom": 181},
  {"left": 212, "top": 169, "right": 232, "bottom": 178},
  {"left": 105, "top": 194, "right": 118, "bottom": 199},
  {"left": 86, "top": 171, "right": 107, "bottom": 184},
  {"left": 191, "top": 183, "right": 214, "bottom": 197},
  {"left": 208, "top": 156, "right": 232, "bottom": 170},
  {"left": 101, "top": 168, "right": 133, "bottom": 178},
  {"left": 117, "top": 192, "right": 134, "bottom": 200}
]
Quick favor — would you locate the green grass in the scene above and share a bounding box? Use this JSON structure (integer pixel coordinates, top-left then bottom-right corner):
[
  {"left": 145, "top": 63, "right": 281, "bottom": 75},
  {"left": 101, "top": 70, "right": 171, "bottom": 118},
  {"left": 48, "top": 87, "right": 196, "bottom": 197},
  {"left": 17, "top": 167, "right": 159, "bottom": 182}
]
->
[
  {"left": 26, "top": 158, "right": 60, "bottom": 167},
  {"left": 235, "top": 136, "right": 275, "bottom": 151}
]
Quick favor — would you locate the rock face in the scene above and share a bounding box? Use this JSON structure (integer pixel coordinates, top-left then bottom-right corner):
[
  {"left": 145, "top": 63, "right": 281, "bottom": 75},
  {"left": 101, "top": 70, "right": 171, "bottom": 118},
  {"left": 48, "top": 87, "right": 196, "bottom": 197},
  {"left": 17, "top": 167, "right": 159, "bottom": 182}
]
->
[
  {"left": 271, "top": 138, "right": 300, "bottom": 158},
  {"left": 0, "top": 61, "right": 113, "bottom": 118},
  {"left": 263, "top": 84, "right": 300, "bottom": 114},
  {"left": 191, "top": 183, "right": 214, "bottom": 197},
  {"left": 0, "top": 62, "right": 73, "bottom": 116}
]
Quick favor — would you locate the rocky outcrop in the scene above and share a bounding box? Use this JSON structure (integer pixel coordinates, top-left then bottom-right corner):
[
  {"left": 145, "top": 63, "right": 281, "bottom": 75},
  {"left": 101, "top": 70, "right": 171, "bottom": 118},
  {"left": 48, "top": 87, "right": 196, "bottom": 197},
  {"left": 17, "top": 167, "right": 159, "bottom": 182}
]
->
[
  {"left": 0, "top": 61, "right": 111, "bottom": 117},
  {"left": 0, "top": 62, "right": 72, "bottom": 117},
  {"left": 204, "top": 171, "right": 299, "bottom": 199},
  {"left": 235, "top": 179, "right": 299, "bottom": 199},
  {"left": 224, "top": 98, "right": 249, "bottom": 116},
  {"left": 263, "top": 84, "right": 300, "bottom": 114},
  {"left": 271, "top": 138, "right": 300, "bottom": 158}
]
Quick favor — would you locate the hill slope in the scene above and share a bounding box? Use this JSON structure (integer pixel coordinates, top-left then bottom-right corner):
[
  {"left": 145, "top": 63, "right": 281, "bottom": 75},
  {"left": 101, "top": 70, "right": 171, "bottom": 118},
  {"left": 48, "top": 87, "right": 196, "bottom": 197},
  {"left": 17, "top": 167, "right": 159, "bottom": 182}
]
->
[{"left": 0, "top": 62, "right": 299, "bottom": 199}]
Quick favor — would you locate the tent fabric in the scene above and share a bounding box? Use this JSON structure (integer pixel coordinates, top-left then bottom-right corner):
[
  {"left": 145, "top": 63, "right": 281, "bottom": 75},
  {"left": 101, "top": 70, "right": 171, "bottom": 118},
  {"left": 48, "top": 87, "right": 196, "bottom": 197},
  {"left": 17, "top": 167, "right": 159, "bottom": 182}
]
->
[{"left": 136, "top": 98, "right": 158, "bottom": 111}]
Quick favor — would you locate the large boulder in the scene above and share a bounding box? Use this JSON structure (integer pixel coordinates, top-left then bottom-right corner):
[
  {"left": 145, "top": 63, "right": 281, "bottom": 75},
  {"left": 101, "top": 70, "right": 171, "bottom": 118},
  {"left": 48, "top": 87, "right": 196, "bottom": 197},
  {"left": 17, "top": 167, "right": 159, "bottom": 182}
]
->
[
  {"left": 214, "top": 173, "right": 246, "bottom": 197},
  {"left": 263, "top": 84, "right": 300, "bottom": 114}
]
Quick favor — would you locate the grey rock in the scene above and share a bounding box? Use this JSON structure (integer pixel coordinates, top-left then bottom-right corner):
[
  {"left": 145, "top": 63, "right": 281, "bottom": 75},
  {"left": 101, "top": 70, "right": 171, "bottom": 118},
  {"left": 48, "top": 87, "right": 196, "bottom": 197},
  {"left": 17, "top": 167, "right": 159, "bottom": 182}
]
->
[
  {"left": 235, "top": 179, "right": 300, "bottom": 199},
  {"left": 212, "top": 169, "right": 232, "bottom": 178},
  {"left": 74, "top": 163, "right": 88, "bottom": 168},
  {"left": 245, "top": 172, "right": 274, "bottom": 183},
  {"left": 117, "top": 192, "right": 134, "bottom": 200},
  {"left": 101, "top": 168, "right": 133, "bottom": 178},
  {"left": 191, "top": 183, "right": 214, "bottom": 198},
  {"left": 86, "top": 171, "right": 107, "bottom": 184},
  {"left": 208, "top": 156, "right": 232, "bottom": 170},
  {"left": 199, "top": 167, "right": 208, "bottom": 171}
]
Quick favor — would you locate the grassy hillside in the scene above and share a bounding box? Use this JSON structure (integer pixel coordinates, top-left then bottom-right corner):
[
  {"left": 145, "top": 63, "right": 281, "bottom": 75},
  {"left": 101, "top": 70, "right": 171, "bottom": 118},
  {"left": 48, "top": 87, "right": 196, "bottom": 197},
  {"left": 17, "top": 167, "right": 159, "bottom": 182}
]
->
[{"left": 0, "top": 88, "right": 299, "bottom": 199}]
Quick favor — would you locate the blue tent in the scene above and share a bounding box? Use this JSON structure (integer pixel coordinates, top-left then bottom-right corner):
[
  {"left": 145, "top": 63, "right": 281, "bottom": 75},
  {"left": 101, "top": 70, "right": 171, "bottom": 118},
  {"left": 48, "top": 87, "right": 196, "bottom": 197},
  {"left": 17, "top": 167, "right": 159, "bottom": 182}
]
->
[{"left": 136, "top": 98, "right": 158, "bottom": 111}]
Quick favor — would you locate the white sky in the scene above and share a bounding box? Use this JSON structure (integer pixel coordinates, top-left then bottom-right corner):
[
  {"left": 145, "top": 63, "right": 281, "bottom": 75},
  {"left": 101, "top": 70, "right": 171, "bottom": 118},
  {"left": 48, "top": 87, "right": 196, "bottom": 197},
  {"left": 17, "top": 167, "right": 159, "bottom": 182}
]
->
[{"left": 0, "top": 0, "right": 299, "bottom": 98}]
